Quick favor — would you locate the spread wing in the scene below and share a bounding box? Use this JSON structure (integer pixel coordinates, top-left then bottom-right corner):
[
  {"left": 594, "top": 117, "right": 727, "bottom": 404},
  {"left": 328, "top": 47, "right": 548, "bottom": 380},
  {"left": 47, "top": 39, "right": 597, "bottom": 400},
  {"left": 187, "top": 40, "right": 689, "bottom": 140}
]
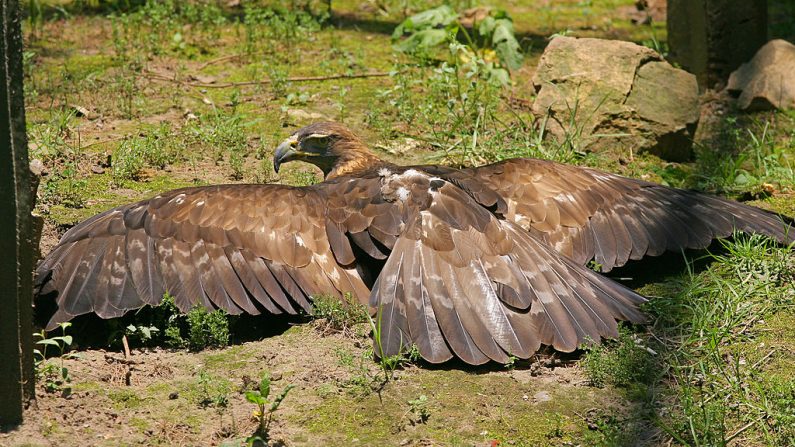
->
[
  {"left": 38, "top": 170, "right": 648, "bottom": 365},
  {"left": 356, "top": 169, "right": 645, "bottom": 365},
  {"left": 463, "top": 159, "right": 794, "bottom": 271},
  {"left": 36, "top": 184, "right": 371, "bottom": 330}
]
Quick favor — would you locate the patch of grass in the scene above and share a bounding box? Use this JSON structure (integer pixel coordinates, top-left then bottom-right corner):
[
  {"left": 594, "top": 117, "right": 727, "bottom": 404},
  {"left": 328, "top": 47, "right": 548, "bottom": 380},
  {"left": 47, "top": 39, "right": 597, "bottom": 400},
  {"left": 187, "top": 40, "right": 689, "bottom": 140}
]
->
[
  {"left": 694, "top": 115, "right": 795, "bottom": 197},
  {"left": 112, "top": 123, "right": 180, "bottom": 184},
  {"left": 369, "top": 59, "right": 580, "bottom": 168},
  {"left": 311, "top": 293, "right": 370, "bottom": 336},
  {"left": 108, "top": 389, "right": 144, "bottom": 410},
  {"left": 591, "top": 233, "right": 795, "bottom": 445},
  {"left": 581, "top": 329, "right": 657, "bottom": 389}
]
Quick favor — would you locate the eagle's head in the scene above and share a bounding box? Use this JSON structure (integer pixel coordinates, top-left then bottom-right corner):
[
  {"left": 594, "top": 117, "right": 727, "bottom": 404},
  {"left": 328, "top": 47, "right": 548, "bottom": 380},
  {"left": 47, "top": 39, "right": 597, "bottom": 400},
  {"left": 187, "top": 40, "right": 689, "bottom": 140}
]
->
[{"left": 273, "top": 122, "right": 378, "bottom": 179}]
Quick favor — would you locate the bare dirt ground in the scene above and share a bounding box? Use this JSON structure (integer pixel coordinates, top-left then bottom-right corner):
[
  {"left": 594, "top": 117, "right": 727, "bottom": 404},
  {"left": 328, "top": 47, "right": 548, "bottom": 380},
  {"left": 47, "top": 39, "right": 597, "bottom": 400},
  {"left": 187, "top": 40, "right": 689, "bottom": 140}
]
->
[{"left": 3, "top": 323, "right": 623, "bottom": 446}]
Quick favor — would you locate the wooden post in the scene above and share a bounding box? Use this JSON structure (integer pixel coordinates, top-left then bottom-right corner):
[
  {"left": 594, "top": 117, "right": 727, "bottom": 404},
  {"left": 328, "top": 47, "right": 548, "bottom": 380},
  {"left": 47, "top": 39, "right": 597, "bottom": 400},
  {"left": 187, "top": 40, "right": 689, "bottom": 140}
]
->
[
  {"left": 0, "top": 0, "right": 36, "bottom": 427},
  {"left": 668, "top": 0, "right": 767, "bottom": 89}
]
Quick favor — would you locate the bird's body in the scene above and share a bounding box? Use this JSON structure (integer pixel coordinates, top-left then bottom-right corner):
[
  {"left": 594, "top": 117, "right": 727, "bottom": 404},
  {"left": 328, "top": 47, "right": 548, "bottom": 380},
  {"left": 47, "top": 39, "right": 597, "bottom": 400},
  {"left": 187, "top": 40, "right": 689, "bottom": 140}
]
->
[{"left": 36, "top": 122, "right": 793, "bottom": 365}]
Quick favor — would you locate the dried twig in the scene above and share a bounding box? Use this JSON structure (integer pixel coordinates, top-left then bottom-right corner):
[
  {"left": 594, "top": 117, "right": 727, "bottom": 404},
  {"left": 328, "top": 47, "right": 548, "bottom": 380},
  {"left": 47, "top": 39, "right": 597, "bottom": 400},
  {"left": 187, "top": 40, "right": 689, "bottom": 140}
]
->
[
  {"left": 80, "top": 135, "right": 125, "bottom": 149},
  {"left": 197, "top": 53, "right": 243, "bottom": 70},
  {"left": 143, "top": 69, "right": 395, "bottom": 89},
  {"left": 726, "top": 416, "right": 765, "bottom": 444}
]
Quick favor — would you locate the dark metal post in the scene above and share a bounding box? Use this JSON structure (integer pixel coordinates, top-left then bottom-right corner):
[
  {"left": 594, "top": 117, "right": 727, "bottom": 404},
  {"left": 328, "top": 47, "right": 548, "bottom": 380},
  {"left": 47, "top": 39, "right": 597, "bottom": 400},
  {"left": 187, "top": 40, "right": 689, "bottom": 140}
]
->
[{"left": 0, "top": 0, "right": 35, "bottom": 427}]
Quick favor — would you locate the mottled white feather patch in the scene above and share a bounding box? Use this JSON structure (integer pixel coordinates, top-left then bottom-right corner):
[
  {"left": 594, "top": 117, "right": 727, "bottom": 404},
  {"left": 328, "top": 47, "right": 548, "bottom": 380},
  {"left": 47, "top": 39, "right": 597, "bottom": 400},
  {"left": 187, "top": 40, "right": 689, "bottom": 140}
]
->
[
  {"left": 396, "top": 186, "right": 410, "bottom": 201},
  {"left": 172, "top": 194, "right": 186, "bottom": 205},
  {"left": 399, "top": 169, "right": 423, "bottom": 178}
]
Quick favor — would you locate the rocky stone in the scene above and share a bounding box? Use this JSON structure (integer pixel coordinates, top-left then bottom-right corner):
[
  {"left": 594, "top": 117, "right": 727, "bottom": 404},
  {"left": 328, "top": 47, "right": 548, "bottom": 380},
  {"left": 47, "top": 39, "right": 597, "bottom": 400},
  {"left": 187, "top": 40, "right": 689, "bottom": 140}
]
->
[
  {"left": 726, "top": 39, "right": 795, "bottom": 112},
  {"left": 531, "top": 36, "right": 700, "bottom": 161}
]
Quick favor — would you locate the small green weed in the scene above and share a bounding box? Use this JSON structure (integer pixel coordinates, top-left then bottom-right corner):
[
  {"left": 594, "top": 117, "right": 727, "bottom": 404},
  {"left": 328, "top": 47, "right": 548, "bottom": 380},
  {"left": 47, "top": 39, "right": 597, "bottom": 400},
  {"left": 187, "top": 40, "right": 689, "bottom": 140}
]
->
[
  {"left": 33, "top": 322, "right": 76, "bottom": 396},
  {"left": 407, "top": 394, "right": 430, "bottom": 424},
  {"left": 370, "top": 306, "right": 421, "bottom": 383},
  {"left": 195, "top": 369, "right": 231, "bottom": 409},
  {"left": 245, "top": 371, "right": 295, "bottom": 442}
]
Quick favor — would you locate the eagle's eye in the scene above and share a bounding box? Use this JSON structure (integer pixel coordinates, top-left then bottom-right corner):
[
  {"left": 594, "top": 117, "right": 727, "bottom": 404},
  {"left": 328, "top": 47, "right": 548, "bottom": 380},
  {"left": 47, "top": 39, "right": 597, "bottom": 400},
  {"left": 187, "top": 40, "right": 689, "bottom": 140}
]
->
[{"left": 301, "top": 133, "right": 332, "bottom": 153}]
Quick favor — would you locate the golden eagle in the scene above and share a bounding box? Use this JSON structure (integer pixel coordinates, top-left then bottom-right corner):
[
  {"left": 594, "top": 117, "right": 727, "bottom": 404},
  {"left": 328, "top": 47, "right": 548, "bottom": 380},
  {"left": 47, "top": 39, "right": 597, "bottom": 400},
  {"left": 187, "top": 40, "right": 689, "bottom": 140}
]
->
[{"left": 36, "top": 122, "right": 793, "bottom": 365}]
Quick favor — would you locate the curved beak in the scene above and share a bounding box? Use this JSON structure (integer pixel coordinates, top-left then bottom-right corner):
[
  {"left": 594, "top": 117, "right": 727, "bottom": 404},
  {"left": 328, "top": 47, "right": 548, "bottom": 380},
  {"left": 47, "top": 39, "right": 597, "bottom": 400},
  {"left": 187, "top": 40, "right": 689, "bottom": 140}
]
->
[{"left": 273, "top": 136, "right": 299, "bottom": 173}]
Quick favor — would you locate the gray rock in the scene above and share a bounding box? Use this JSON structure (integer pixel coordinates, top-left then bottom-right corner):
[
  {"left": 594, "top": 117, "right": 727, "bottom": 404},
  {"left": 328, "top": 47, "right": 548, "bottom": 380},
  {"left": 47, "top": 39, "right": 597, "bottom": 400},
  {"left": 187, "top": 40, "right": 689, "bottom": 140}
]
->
[
  {"left": 531, "top": 36, "right": 700, "bottom": 161},
  {"left": 727, "top": 39, "right": 795, "bottom": 111}
]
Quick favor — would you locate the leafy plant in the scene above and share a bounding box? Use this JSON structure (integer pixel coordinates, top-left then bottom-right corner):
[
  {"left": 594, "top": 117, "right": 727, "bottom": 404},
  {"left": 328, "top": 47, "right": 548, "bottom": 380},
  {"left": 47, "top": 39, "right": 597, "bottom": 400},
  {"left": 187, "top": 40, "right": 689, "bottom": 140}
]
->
[
  {"left": 125, "top": 324, "right": 160, "bottom": 346},
  {"left": 245, "top": 372, "right": 295, "bottom": 440},
  {"left": 33, "top": 322, "right": 76, "bottom": 395},
  {"left": 407, "top": 394, "right": 430, "bottom": 424},
  {"left": 124, "top": 293, "right": 230, "bottom": 351},
  {"left": 392, "top": 5, "right": 522, "bottom": 85},
  {"left": 186, "top": 306, "right": 231, "bottom": 351}
]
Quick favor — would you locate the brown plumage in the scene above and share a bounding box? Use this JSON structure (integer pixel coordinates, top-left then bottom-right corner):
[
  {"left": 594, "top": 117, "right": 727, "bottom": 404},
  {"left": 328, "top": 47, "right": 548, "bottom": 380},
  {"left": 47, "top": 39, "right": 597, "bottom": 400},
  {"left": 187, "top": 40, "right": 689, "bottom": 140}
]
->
[{"left": 36, "top": 122, "right": 794, "bottom": 365}]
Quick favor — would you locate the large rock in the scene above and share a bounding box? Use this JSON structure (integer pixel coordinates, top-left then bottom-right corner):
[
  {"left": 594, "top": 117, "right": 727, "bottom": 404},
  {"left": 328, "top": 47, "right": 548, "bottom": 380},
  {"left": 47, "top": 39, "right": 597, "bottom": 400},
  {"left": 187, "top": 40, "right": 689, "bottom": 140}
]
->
[
  {"left": 531, "top": 36, "right": 700, "bottom": 161},
  {"left": 727, "top": 39, "right": 795, "bottom": 111}
]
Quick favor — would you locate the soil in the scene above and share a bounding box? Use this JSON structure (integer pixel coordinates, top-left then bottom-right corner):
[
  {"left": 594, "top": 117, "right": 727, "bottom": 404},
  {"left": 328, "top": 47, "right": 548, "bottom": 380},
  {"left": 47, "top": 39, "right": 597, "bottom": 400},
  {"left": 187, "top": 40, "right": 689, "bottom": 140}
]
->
[{"left": 2, "top": 324, "right": 621, "bottom": 446}]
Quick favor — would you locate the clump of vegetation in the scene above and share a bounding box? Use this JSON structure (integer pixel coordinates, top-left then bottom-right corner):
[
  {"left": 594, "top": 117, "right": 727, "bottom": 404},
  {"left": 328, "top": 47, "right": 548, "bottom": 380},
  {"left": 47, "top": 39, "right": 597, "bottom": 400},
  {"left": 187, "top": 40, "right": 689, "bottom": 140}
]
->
[
  {"left": 371, "top": 5, "right": 581, "bottom": 168},
  {"left": 112, "top": 123, "right": 180, "bottom": 185},
  {"left": 186, "top": 306, "right": 231, "bottom": 351},
  {"left": 33, "top": 322, "right": 76, "bottom": 396},
  {"left": 695, "top": 116, "right": 795, "bottom": 196},
  {"left": 195, "top": 369, "right": 231, "bottom": 409},
  {"left": 407, "top": 394, "right": 431, "bottom": 424},
  {"left": 114, "top": 294, "right": 231, "bottom": 351},
  {"left": 242, "top": 3, "right": 326, "bottom": 58},
  {"left": 588, "top": 233, "right": 795, "bottom": 445},
  {"left": 185, "top": 109, "right": 251, "bottom": 179},
  {"left": 111, "top": 0, "right": 227, "bottom": 58},
  {"left": 581, "top": 330, "right": 657, "bottom": 389},
  {"left": 311, "top": 293, "right": 370, "bottom": 336},
  {"left": 392, "top": 5, "right": 522, "bottom": 85},
  {"left": 40, "top": 164, "right": 87, "bottom": 209},
  {"left": 160, "top": 297, "right": 231, "bottom": 351},
  {"left": 245, "top": 371, "right": 295, "bottom": 442},
  {"left": 124, "top": 324, "right": 160, "bottom": 346}
]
